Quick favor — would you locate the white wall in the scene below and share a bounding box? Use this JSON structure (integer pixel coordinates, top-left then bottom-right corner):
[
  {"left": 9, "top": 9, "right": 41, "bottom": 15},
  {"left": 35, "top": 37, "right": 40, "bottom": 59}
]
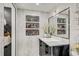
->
[
  {"left": 16, "top": 4, "right": 79, "bottom": 56},
  {"left": 16, "top": 9, "right": 49, "bottom": 56},
  {"left": 48, "top": 6, "right": 69, "bottom": 17},
  {"left": 0, "top": 4, "right": 4, "bottom": 56},
  {"left": 70, "top": 5, "right": 79, "bottom": 47}
]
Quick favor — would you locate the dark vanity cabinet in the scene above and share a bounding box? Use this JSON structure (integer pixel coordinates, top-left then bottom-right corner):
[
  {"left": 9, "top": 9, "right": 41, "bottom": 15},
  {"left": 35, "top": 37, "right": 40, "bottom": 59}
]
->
[
  {"left": 39, "top": 40, "right": 51, "bottom": 56},
  {"left": 39, "top": 39, "right": 69, "bottom": 56},
  {"left": 53, "top": 45, "right": 69, "bottom": 56}
]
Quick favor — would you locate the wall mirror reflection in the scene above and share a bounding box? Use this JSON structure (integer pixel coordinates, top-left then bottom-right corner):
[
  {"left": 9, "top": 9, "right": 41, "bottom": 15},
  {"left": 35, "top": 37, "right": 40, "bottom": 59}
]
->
[
  {"left": 4, "top": 7, "right": 11, "bottom": 56},
  {"left": 48, "top": 7, "right": 70, "bottom": 39}
]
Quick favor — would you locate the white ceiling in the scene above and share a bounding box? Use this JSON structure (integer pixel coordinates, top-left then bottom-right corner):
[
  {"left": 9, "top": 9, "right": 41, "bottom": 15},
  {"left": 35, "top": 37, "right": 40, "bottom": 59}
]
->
[{"left": 14, "top": 3, "right": 74, "bottom": 13}]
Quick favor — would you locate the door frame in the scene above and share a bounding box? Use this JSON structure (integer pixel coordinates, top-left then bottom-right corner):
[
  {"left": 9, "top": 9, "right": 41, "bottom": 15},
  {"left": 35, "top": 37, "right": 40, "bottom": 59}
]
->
[{"left": 3, "top": 3, "right": 16, "bottom": 56}]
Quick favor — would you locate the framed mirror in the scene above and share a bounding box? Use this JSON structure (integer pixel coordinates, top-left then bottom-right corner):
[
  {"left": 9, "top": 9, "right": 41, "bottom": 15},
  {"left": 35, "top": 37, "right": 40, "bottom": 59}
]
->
[{"left": 48, "top": 7, "right": 70, "bottom": 39}]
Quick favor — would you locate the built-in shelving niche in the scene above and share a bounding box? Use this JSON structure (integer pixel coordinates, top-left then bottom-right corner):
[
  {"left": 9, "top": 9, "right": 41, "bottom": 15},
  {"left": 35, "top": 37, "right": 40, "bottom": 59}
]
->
[
  {"left": 57, "top": 18, "right": 66, "bottom": 34},
  {"left": 26, "top": 15, "right": 39, "bottom": 36}
]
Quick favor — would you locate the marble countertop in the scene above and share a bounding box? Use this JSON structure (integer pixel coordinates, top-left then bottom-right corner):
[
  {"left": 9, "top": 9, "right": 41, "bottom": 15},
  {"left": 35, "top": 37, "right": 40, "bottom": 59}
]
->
[{"left": 39, "top": 36, "right": 69, "bottom": 46}]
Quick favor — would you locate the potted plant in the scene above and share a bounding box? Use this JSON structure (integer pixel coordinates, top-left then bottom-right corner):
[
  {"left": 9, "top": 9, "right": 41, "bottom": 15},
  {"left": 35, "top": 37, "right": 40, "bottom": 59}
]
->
[
  {"left": 49, "top": 24, "right": 56, "bottom": 35},
  {"left": 43, "top": 24, "right": 49, "bottom": 37}
]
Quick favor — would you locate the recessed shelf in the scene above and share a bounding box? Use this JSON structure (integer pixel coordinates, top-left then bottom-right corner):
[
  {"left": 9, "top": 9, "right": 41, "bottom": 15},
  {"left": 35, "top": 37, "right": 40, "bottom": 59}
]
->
[
  {"left": 26, "top": 15, "right": 39, "bottom": 22},
  {"left": 57, "top": 28, "right": 66, "bottom": 29},
  {"left": 26, "top": 23, "right": 39, "bottom": 28},
  {"left": 26, "top": 29, "right": 39, "bottom": 36},
  {"left": 57, "top": 29, "right": 66, "bottom": 34},
  {"left": 57, "top": 23, "right": 66, "bottom": 24},
  {"left": 26, "top": 15, "right": 39, "bottom": 36},
  {"left": 26, "top": 21, "right": 39, "bottom": 23},
  {"left": 57, "top": 17, "right": 66, "bottom": 34},
  {"left": 57, "top": 18, "right": 66, "bottom": 23},
  {"left": 25, "top": 28, "right": 39, "bottom": 30}
]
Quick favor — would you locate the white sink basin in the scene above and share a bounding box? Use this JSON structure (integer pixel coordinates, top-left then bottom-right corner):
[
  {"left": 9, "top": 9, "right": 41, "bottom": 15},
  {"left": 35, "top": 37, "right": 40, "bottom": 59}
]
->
[
  {"left": 40, "top": 37, "right": 69, "bottom": 46},
  {"left": 43, "top": 38, "right": 60, "bottom": 42}
]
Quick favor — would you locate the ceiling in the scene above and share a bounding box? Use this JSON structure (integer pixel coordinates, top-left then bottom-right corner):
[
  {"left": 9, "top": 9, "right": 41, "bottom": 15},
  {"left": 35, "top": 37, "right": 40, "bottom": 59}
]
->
[{"left": 14, "top": 3, "right": 75, "bottom": 13}]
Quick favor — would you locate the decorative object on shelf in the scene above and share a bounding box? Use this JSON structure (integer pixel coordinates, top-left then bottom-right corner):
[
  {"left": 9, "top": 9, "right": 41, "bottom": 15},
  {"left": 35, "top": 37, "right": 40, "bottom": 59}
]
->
[{"left": 26, "top": 15, "right": 39, "bottom": 36}]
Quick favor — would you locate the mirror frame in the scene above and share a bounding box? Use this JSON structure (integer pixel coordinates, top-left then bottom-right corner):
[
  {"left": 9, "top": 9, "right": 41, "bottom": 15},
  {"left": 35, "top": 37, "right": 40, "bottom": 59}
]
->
[{"left": 48, "top": 7, "right": 70, "bottom": 39}]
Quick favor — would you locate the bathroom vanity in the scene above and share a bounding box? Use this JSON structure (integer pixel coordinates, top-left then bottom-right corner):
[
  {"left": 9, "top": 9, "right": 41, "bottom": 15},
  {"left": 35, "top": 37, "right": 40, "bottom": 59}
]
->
[
  {"left": 39, "top": 7, "right": 70, "bottom": 56},
  {"left": 39, "top": 36, "right": 69, "bottom": 56}
]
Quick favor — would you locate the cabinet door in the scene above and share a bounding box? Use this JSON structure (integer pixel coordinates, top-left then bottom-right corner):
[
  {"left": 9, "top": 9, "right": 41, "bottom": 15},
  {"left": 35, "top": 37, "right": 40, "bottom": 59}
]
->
[
  {"left": 39, "top": 40, "right": 45, "bottom": 56},
  {"left": 53, "top": 45, "right": 69, "bottom": 56},
  {"left": 45, "top": 45, "right": 51, "bottom": 56},
  {"left": 39, "top": 40, "right": 51, "bottom": 56}
]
